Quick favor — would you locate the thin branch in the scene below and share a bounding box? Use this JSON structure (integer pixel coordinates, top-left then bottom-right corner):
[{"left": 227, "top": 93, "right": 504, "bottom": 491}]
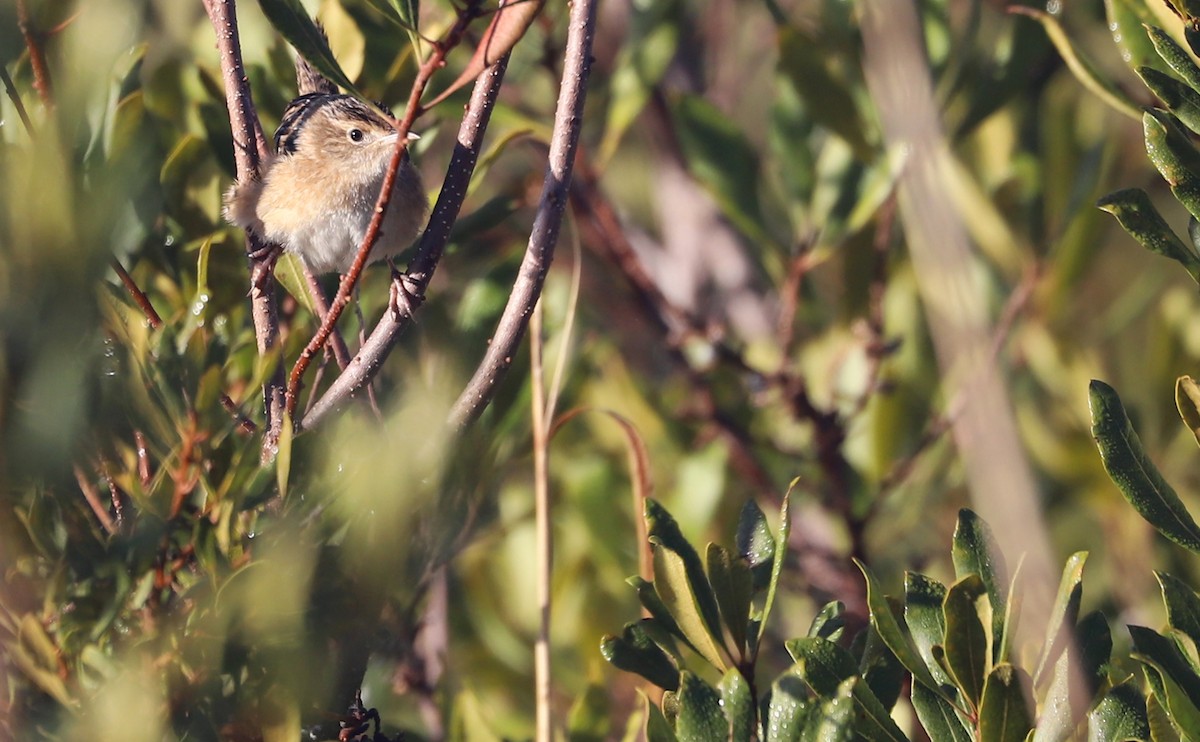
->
[
  {"left": 73, "top": 465, "right": 117, "bottom": 535},
  {"left": 529, "top": 302, "right": 553, "bottom": 741},
  {"left": 15, "top": 0, "right": 53, "bottom": 110},
  {"left": 285, "top": 6, "right": 485, "bottom": 420},
  {"left": 0, "top": 66, "right": 35, "bottom": 136},
  {"left": 448, "top": 0, "right": 598, "bottom": 427},
  {"left": 112, "top": 260, "right": 163, "bottom": 328},
  {"left": 202, "top": 0, "right": 285, "bottom": 460},
  {"left": 299, "top": 58, "right": 510, "bottom": 431}
]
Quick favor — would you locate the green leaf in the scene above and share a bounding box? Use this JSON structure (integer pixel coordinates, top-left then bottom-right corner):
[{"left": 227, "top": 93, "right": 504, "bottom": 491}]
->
[
  {"left": 652, "top": 543, "right": 730, "bottom": 671},
  {"left": 776, "top": 28, "right": 873, "bottom": 161},
  {"left": 1107, "top": 4, "right": 1169, "bottom": 74},
  {"left": 1089, "top": 379, "right": 1200, "bottom": 553},
  {"left": 736, "top": 498, "right": 776, "bottom": 590},
  {"left": 1159, "top": 572, "right": 1200, "bottom": 648},
  {"left": 1096, "top": 188, "right": 1200, "bottom": 284},
  {"left": 719, "top": 669, "right": 754, "bottom": 742},
  {"left": 600, "top": 622, "right": 681, "bottom": 691},
  {"left": 1175, "top": 377, "right": 1200, "bottom": 447},
  {"left": 952, "top": 510, "right": 1008, "bottom": 664},
  {"left": 628, "top": 576, "right": 686, "bottom": 645},
  {"left": 859, "top": 624, "right": 904, "bottom": 711},
  {"left": 855, "top": 560, "right": 945, "bottom": 695},
  {"left": 764, "top": 674, "right": 811, "bottom": 742},
  {"left": 257, "top": 0, "right": 361, "bottom": 96},
  {"left": 905, "top": 572, "right": 952, "bottom": 686},
  {"left": 799, "top": 677, "right": 856, "bottom": 742},
  {"left": 808, "top": 601, "right": 846, "bottom": 644},
  {"left": 978, "top": 664, "right": 1034, "bottom": 742},
  {"left": 1146, "top": 690, "right": 1182, "bottom": 742},
  {"left": 1139, "top": 66, "right": 1200, "bottom": 134},
  {"left": 1011, "top": 6, "right": 1141, "bottom": 120},
  {"left": 912, "top": 684, "right": 972, "bottom": 742},
  {"left": 1134, "top": 648, "right": 1200, "bottom": 739},
  {"left": 1130, "top": 625, "right": 1200, "bottom": 711},
  {"left": 785, "top": 638, "right": 907, "bottom": 742},
  {"left": 669, "top": 93, "right": 776, "bottom": 249},
  {"left": 1034, "top": 552, "right": 1087, "bottom": 685},
  {"left": 675, "top": 672, "right": 727, "bottom": 742},
  {"left": 706, "top": 543, "right": 753, "bottom": 656},
  {"left": 1088, "top": 681, "right": 1151, "bottom": 742},
  {"left": 943, "top": 574, "right": 990, "bottom": 711},
  {"left": 758, "top": 490, "right": 791, "bottom": 649},
  {"left": 1146, "top": 25, "right": 1200, "bottom": 91},
  {"left": 1142, "top": 109, "right": 1200, "bottom": 222},
  {"left": 642, "top": 691, "right": 679, "bottom": 742}
]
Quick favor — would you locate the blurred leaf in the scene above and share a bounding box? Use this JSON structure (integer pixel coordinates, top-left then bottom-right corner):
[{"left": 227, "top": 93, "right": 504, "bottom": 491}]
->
[
  {"left": 567, "top": 684, "right": 609, "bottom": 742},
  {"left": 943, "top": 574, "right": 989, "bottom": 711},
  {"left": 1034, "top": 552, "right": 1087, "bottom": 685},
  {"left": 1088, "top": 681, "right": 1151, "bottom": 742},
  {"left": 978, "top": 664, "right": 1033, "bottom": 742},
  {"left": 1097, "top": 188, "right": 1200, "bottom": 284},
  {"left": 257, "top": 0, "right": 362, "bottom": 96},
  {"left": 1175, "top": 377, "right": 1200, "bottom": 446},
  {"left": 600, "top": 622, "right": 681, "bottom": 691},
  {"left": 425, "top": 0, "right": 546, "bottom": 107},
  {"left": 1107, "top": 3, "right": 1170, "bottom": 73},
  {"left": 776, "top": 27, "right": 873, "bottom": 161},
  {"left": 1089, "top": 379, "right": 1200, "bottom": 552},
  {"left": 1011, "top": 6, "right": 1141, "bottom": 120},
  {"left": 669, "top": 93, "right": 775, "bottom": 249},
  {"left": 719, "top": 668, "right": 753, "bottom": 742},
  {"left": 1133, "top": 642, "right": 1200, "bottom": 738},
  {"left": 598, "top": 22, "right": 678, "bottom": 165},
  {"left": 675, "top": 672, "right": 726, "bottom": 742}
]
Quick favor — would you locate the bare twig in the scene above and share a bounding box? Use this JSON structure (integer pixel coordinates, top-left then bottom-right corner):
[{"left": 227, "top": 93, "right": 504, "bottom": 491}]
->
[
  {"left": 448, "top": 0, "right": 598, "bottom": 427},
  {"left": 0, "top": 66, "right": 35, "bottom": 136},
  {"left": 286, "top": 6, "right": 485, "bottom": 420},
  {"left": 202, "top": 0, "right": 285, "bottom": 460},
  {"left": 111, "top": 260, "right": 163, "bottom": 328},
  {"left": 299, "top": 58, "right": 510, "bottom": 431},
  {"left": 73, "top": 465, "right": 117, "bottom": 535},
  {"left": 529, "top": 302, "right": 553, "bottom": 741},
  {"left": 15, "top": 0, "right": 53, "bottom": 110}
]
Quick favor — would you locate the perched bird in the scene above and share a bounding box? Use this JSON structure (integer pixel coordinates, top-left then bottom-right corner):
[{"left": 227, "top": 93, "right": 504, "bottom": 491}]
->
[{"left": 224, "top": 93, "right": 428, "bottom": 278}]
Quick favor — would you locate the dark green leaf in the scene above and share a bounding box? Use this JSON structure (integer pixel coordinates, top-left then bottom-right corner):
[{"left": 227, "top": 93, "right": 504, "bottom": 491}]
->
[
  {"left": 643, "top": 691, "right": 679, "bottom": 742},
  {"left": 776, "top": 28, "right": 873, "bottom": 161},
  {"left": 1089, "top": 380, "right": 1200, "bottom": 552},
  {"left": 628, "top": 576, "right": 686, "bottom": 645},
  {"left": 764, "top": 674, "right": 811, "bottom": 742},
  {"left": 1139, "top": 66, "right": 1200, "bottom": 134},
  {"left": 1142, "top": 109, "right": 1200, "bottom": 221},
  {"left": 912, "top": 683, "right": 972, "bottom": 742},
  {"left": 784, "top": 637, "right": 907, "bottom": 742},
  {"left": 600, "top": 622, "right": 680, "bottom": 691},
  {"left": 1159, "top": 572, "right": 1200, "bottom": 648},
  {"left": 859, "top": 624, "right": 904, "bottom": 711},
  {"left": 799, "top": 677, "right": 856, "bottom": 742},
  {"left": 758, "top": 491, "right": 791, "bottom": 649},
  {"left": 1146, "top": 25, "right": 1200, "bottom": 91},
  {"left": 1097, "top": 188, "right": 1200, "bottom": 284},
  {"left": 1146, "top": 690, "right": 1181, "bottom": 742},
  {"left": 1175, "top": 377, "right": 1200, "bottom": 447},
  {"left": 978, "top": 664, "right": 1034, "bottom": 742},
  {"left": 905, "top": 572, "right": 952, "bottom": 686},
  {"left": 808, "top": 601, "right": 846, "bottom": 644},
  {"left": 257, "top": 0, "right": 361, "bottom": 96},
  {"left": 856, "top": 560, "right": 945, "bottom": 695},
  {"left": 1133, "top": 649, "right": 1200, "bottom": 739},
  {"left": 707, "top": 543, "right": 753, "bottom": 656},
  {"left": 675, "top": 672, "right": 727, "bottom": 742},
  {"left": 952, "top": 510, "right": 1008, "bottom": 664},
  {"left": 1130, "top": 625, "right": 1200, "bottom": 711},
  {"left": 1088, "top": 681, "right": 1150, "bottom": 742},
  {"left": 943, "top": 574, "right": 990, "bottom": 711},
  {"left": 736, "top": 498, "right": 776, "bottom": 590}
]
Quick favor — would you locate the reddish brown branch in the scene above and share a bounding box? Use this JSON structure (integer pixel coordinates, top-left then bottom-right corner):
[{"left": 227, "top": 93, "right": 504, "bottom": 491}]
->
[
  {"left": 112, "top": 260, "right": 163, "bottom": 328},
  {"left": 73, "top": 465, "right": 117, "bottom": 535},
  {"left": 15, "top": 0, "right": 53, "bottom": 110}
]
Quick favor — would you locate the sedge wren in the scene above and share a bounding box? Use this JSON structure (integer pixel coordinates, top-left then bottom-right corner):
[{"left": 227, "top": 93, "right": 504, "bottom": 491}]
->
[{"left": 224, "top": 93, "right": 428, "bottom": 277}]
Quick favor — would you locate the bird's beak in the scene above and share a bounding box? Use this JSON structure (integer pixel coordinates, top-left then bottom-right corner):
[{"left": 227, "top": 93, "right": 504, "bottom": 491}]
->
[{"left": 381, "top": 131, "right": 422, "bottom": 144}]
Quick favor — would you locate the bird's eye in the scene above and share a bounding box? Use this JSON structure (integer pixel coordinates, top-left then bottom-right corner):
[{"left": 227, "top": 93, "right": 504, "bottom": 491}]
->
[{"left": 348, "top": 128, "right": 364, "bottom": 143}]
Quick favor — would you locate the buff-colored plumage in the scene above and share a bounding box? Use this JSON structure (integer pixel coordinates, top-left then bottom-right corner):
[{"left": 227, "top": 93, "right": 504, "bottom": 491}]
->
[{"left": 224, "top": 94, "right": 427, "bottom": 274}]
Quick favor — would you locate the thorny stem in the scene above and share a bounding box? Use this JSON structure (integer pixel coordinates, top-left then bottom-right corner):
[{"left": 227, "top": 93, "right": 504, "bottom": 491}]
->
[
  {"left": 286, "top": 4, "right": 485, "bottom": 421},
  {"left": 202, "top": 0, "right": 284, "bottom": 460},
  {"left": 299, "top": 57, "right": 509, "bottom": 431},
  {"left": 447, "top": 0, "right": 598, "bottom": 427}
]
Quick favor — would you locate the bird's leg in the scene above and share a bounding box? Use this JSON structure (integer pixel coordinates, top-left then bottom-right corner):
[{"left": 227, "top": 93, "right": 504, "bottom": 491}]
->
[
  {"left": 387, "top": 259, "right": 423, "bottom": 321},
  {"left": 247, "top": 241, "right": 283, "bottom": 293}
]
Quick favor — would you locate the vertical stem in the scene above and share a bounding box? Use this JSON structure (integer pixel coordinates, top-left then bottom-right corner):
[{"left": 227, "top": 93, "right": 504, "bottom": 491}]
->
[{"left": 529, "top": 300, "right": 553, "bottom": 741}]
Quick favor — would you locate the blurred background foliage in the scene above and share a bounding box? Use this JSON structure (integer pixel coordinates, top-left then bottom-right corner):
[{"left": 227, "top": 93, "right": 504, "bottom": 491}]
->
[{"left": 4, "top": 0, "right": 1200, "bottom": 738}]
